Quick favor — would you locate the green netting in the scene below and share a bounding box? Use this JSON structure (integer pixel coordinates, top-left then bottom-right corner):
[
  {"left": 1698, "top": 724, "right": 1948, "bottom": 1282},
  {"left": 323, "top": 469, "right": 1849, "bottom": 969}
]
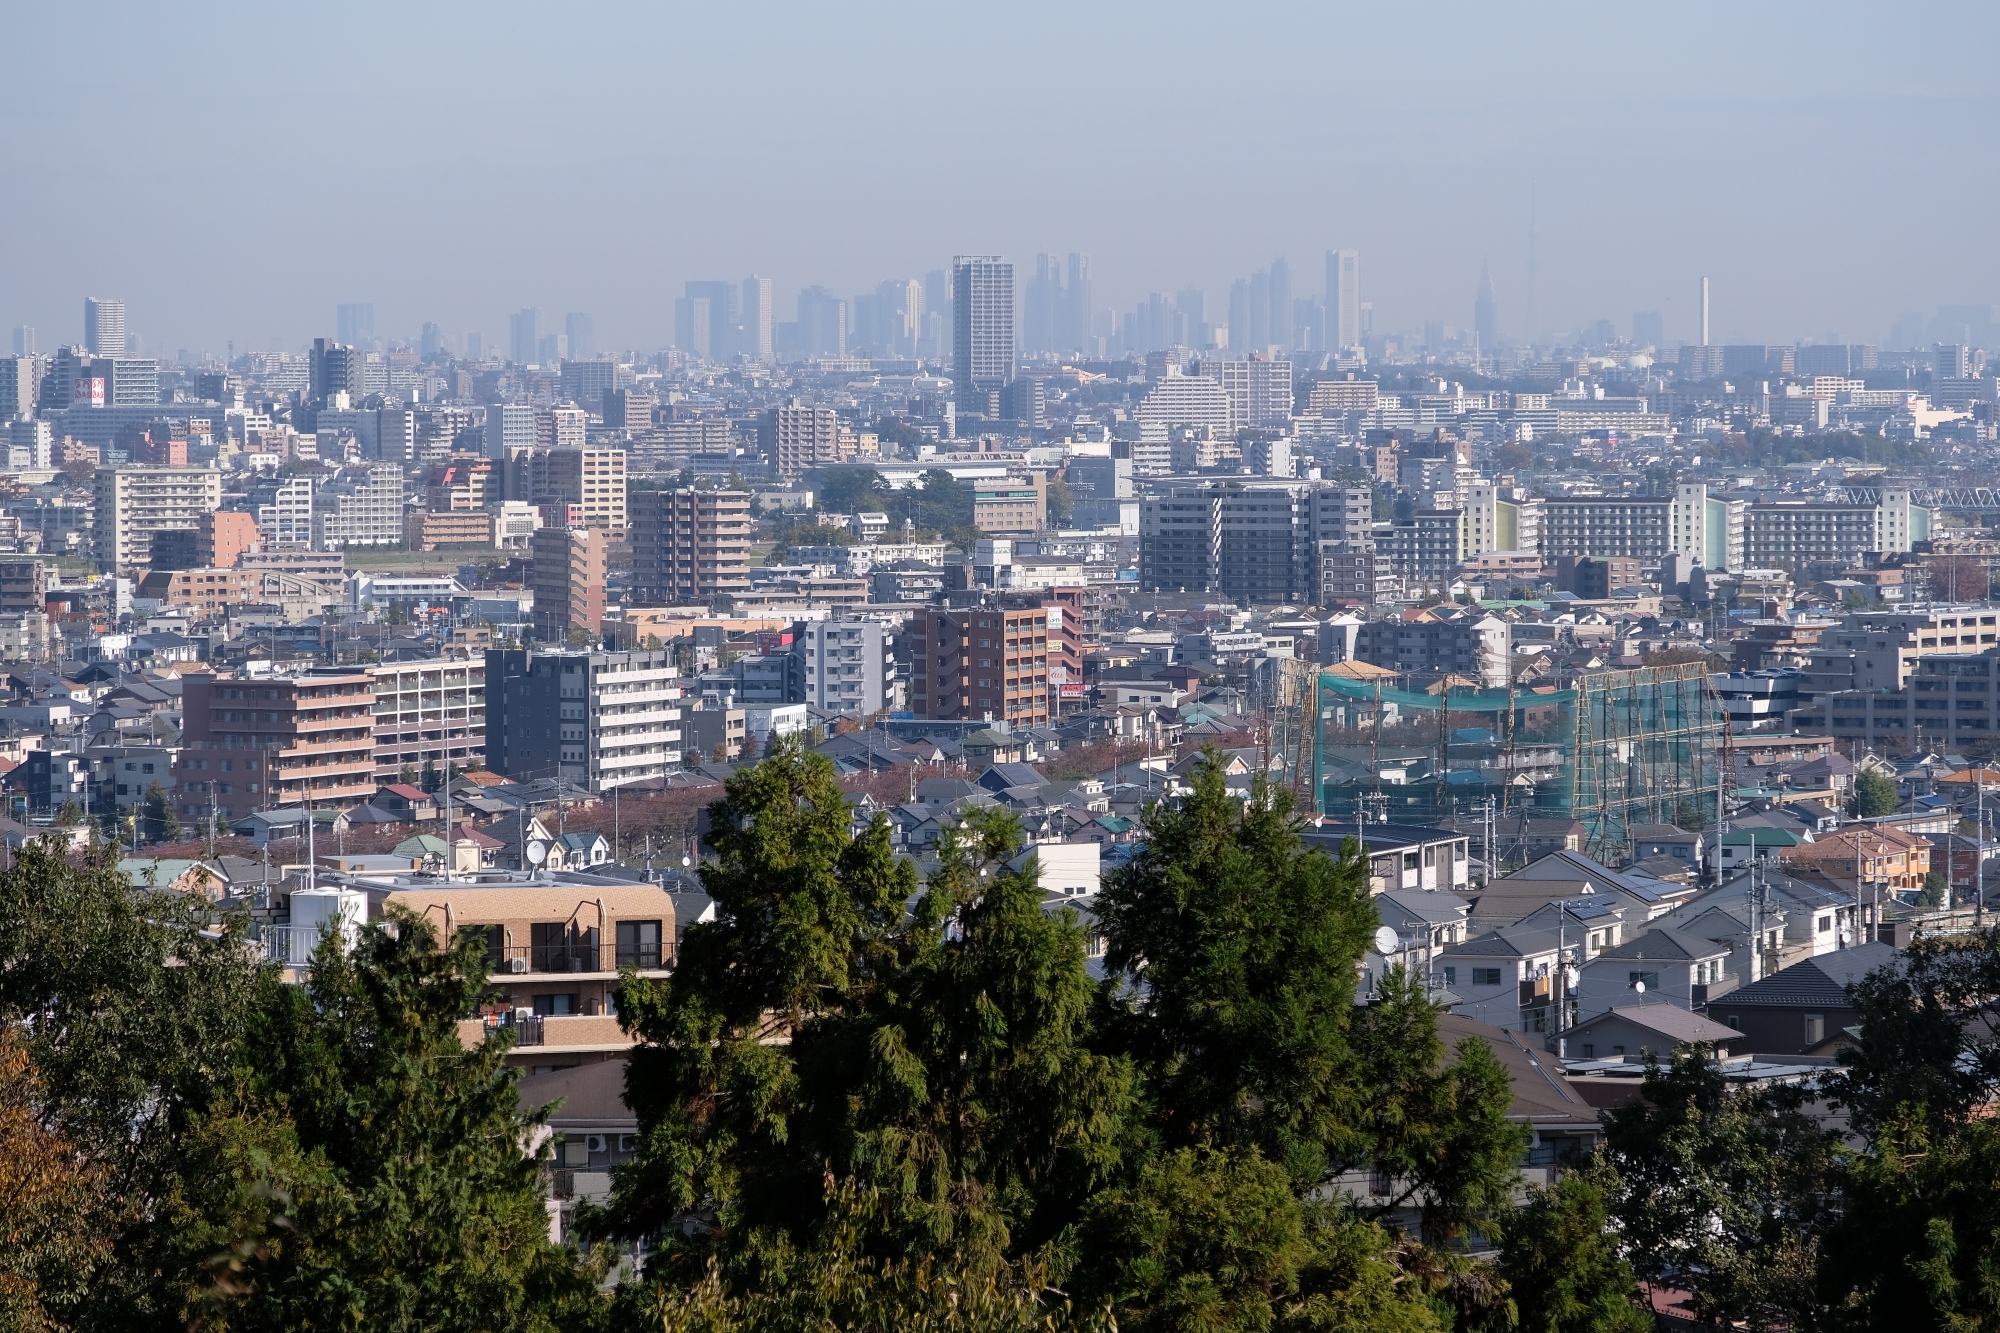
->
[{"left": 1312, "top": 663, "right": 1722, "bottom": 864}]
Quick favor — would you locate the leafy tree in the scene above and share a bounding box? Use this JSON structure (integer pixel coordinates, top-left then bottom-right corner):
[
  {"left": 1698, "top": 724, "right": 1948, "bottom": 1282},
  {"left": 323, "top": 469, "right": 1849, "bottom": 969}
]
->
[
  {"left": 171, "top": 909, "right": 605, "bottom": 1331},
  {"left": 810, "top": 466, "right": 889, "bottom": 514},
  {"left": 1922, "top": 868, "right": 1948, "bottom": 907},
  {"left": 1486, "top": 1159, "right": 1650, "bottom": 1333},
  {"left": 1599, "top": 1046, "right": 1837, "bottom": 1330},
  {"left": 1853, "top": 768, "right": 1898, "bottom": 818},
  {"left": 141, "top": 781, "right": 180, "bottom": 843},
  {"left": 0, "top": 839, "right": 266, "bottom": 1326},
  {"left": 56, "top": 798, "right": 83, "bottom": 829},
  {"left": 1046, "top": 475, "right": 1074, "bottom": 527},
  {"left": 0, "top": 1027, "right": 114, "bottom": 1333}
]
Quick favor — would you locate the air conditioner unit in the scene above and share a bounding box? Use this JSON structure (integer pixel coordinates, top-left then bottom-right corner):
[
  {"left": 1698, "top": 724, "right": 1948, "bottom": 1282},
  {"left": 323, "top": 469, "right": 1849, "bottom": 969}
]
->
[
  {"left": 513, "top": 1007, "right": 534, "bottom": 1024},
  {"left": 618, "top": 1134, "right": 637, "bottom": 1153},
  {"left": 586, "top": 1134, "right": 607, "bottom": 1153},
  {"left": 508, "top": 957, "right": 529, "bottom": 974}
]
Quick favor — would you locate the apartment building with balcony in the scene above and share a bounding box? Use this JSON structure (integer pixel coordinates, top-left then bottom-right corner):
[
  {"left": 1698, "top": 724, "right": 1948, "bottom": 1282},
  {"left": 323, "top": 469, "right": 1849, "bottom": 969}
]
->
[
  {"left": 172, "top": 669, "right": 376, "bottom": 824},
  {"left": 486, "top": 648, "right": 684, "bottom": 792},
  {"left": 628, "top": 487, "right": 753, "bottom": 605},
  {"left": 377, "top": 877, "right": 678, "bottom": 1073},
  {"left": 92, "top": 464, "right": 222, "bottom": 574},
  {"left": 366, "top": 656, "right": 486, "bottom": 781}
]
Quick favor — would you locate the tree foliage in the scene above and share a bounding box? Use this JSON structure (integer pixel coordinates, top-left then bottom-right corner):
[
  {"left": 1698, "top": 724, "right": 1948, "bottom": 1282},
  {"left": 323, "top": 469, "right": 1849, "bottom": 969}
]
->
[
  {"left": 0, "top": 838, "right": 604, "bottom": 1332},
  {"left": 607, "top": 746, "right": 1527, "bottom": 1333},
  {"left": 1853, "top": 768, "right": 1899, "bottom": 818}
]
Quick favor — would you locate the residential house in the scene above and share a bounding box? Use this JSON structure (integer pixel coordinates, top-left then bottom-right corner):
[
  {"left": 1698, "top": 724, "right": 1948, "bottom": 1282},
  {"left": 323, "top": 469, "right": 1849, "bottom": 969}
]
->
[
  {"left": 1563, "top": 1004, "right": 1743, "bottom": 1062},
  {"left": 1708, "top": 941, "right": 1903, "bottom": 1055},
  {"left": 1575, "top": 925, "right": 1738, "bottom": 1019},
  {"left": 1430, "top": 925, "right": 1571, "bottom": 1034}
]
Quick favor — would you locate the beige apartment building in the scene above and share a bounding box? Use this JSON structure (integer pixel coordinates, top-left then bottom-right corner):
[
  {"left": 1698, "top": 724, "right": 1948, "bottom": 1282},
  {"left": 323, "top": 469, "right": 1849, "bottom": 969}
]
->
[{"left": 93, "top": 465, "right": 222, "bottom": 574}]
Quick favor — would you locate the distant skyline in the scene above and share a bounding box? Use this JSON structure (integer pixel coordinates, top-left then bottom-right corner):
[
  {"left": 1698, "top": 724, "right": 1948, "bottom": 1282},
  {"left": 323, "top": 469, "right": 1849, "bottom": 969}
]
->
[{"left": 3, "top": 2, "right": 1997, "bottom": 355}]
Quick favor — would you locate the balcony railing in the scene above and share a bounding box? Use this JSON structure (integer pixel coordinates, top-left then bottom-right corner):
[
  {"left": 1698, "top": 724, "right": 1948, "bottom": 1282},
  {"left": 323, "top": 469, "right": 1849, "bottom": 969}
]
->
[
  {"left": 479, "top": 1011, "right": 546, "bottom": 1045},
  {"left": 487, "top": 942, "right": 668, "bottom": 975}
]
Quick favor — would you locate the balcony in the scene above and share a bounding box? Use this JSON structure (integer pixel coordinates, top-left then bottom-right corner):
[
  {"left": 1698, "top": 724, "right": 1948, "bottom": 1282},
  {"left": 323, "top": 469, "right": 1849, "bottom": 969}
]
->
[{"left": 486, "top": 942, "right": 669, "bottom": 976}]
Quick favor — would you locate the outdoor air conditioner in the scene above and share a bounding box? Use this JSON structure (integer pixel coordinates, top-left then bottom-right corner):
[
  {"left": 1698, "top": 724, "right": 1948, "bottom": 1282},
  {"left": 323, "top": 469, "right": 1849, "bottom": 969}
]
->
[
  {"left": 513, "top": 1007, "right": 534, "bottom": 1024},
  {"left": 586, "top": 1134, "right": 607, "bottom": 1154},
  {"left": 619, "top": 1134, "right": 637, "bottom": 1153},
  {"left": 508, "top": 957, "right": 529, "bottom": 974}
]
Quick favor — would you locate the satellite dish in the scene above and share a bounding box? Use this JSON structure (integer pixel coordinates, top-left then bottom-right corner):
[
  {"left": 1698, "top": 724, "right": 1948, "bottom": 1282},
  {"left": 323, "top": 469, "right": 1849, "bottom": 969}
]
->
[
  {"left": 681, "top": 855, "right": 691, "bottom": 867},
  {"left": 1373, "top": 926, "right": 1399, "bottom": 955},
  {"left": 525, "top": 840, "right": 549, "bottom": 866},
  {"left": 1632, "top": 979, "right": 1646, "bottom": 993}
]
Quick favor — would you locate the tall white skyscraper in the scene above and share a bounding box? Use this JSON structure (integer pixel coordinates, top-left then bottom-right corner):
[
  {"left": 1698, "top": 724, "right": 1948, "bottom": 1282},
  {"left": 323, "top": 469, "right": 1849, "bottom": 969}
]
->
[
  {"left": 742, "top": 276, "right": 774, "bottom": 361},
  {"left": 878, "top": 278, "right": 924, "bottom": 356},
  {"left": 1326, "top": 251, "right": 1360, "bottom": 349},
  {"left": 11, "top": 327, "right": 34, "bottom": 356},
  {"left": 952, "top": 255, "right": 1014, "bottom": 416},
  {"left": 84, "top": 298, "right": 126, "bottom": 356}
]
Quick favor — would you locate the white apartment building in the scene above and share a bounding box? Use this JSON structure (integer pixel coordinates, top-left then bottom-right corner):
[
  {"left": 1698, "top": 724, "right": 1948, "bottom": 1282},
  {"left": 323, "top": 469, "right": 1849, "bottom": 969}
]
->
[
  {"left": 484, "top": 403, "right": 536, "bottom": 459},
  {"left": 93, "top": 465, "right": 223, "bottom": 574},
  {"left": 1198, "top": 358, "right": 1293, "bottom": 429},
  {"left": 315, "top": 465, "right": 406, "bottom": 549},
  {"left": 1462, "top": 480, "right": 1543, "bottom": 559},
  {"left": 258, "top": 477, "right": 316, "bottom": 550},
  {"left": 793, "top": 619, "right": 897, "bottom": 717},
  {"left": 1133, "top": 369, "right": 1233, "bottom": 433}
]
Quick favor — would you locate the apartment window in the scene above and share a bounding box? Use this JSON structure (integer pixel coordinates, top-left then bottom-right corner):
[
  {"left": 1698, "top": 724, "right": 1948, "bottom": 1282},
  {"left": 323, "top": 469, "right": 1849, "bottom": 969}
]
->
[
  {"left": 1727, "top": 1015, "right": 1741, "bottom": 1030},
  {"left": 1582, "top": 1044, "right": 1595, "bottom": 1058},
  {"left": 531, "top": 993, "right": 578, "bottom": 1016},
  {"left": 616, "top": 920, "right": 663, "bottom": 969},
  {"left": 1441, "top": 966, "right": 1456, "bottom": 985},
  {"left": 1471, "top": 967, "right": 1502, "bottom": 986},
  {"left": 1629, "top": 971, "right": 1660, "bottom": 991},
  {"left": 1804, "top": 1014, "right": 1825, "bottom": 1045},
  {"left": 1818, "top": 915, "right": 1832, "bottom": 933}
]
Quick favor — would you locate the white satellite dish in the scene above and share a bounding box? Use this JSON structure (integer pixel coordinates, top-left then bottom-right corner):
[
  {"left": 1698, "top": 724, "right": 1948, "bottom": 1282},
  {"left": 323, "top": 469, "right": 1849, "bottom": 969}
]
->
[
  {"left": 1373, "top": 926, "right": 1399, "bottom": 955},
  {"left": 1632, "top": 979, "right": 1646, "bottom": 994},
  {"left": 525, "top": 840, "right": 549, "bottom": 866},
  {"left": 681, "top": 855, "right": 691, "bottom": 867}
]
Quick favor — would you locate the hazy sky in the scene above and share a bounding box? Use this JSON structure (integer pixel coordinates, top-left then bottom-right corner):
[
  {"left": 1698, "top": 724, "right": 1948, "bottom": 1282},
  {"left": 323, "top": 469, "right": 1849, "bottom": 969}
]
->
[{"left": 5, "top": 1, "right": 1997, "bottom": 356}]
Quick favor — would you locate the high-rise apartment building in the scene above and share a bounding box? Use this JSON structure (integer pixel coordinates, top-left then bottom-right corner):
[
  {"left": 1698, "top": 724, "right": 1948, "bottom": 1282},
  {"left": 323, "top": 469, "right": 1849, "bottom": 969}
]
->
[
  {"left": 0, "top": 355, "right": 42, "bottom": 420},
  {"left": 761, "top": 403, "right": 842, "bottom": 478},
  {"left": 336, "top": 303, "right": 375, "bottom": 347},
  {"left": 542, "top": 447, "right": 626, "bottom": 534},
  {"left": 1327, "top": 250, "right": 1360, "bottom": 349},
  {"left": 93, "top": 465, "right": 222, "bottom": 574},
  {"left": 197, "top": 511, "right": 262, "bottom": 568},
  {"left": 366, "top": 657, "right": 486, "bottom": 782},
  {"left": 629, "top": 488, "right": 752, "bottom": 606},
  {"left": 509, "top": 308, "right": 541, "bottom": 365},
  {"left": 310, "top": 338, "right": 364, "bottom": 405},
  {"left": 564, "top": 312, "right": 594, "bottom": 361},
  {"left": 173, "top": 669, "right": 378, "bottom": 824},
  {"left": 742, "top": 276, "right": 775, "bottom": 361},
  {"left": 952, "top": 255, "right": 1014, "bottom": 416},
  {"left": 84, "top": 298, "right": 126, "bottom": 356},
  {"left": 314, "top": 464, "right": 407, "bottom": 549},
  {"left": 11, "top": 327, "right": 34, "bottom": 356},
  {"left": 484, "top": 403, "right": 536, "bottom": 459},
  {"left": 485, "top": 647, "right": 684, "bottom": 792},
  {"left": 877, "top": 278, "right": 925, "bottom": 357},
  {"left": 909, "top": 598, "right": 1057, "bottom": 726},
  {"left": 1198, "top": 358, "right": 1294, "bottom": 429},
  {"left": 793, "top": 618, "right": 895, "bottom": 716},
  {"left": 531, "top": 526, "right": 608, "bottom": 643}
]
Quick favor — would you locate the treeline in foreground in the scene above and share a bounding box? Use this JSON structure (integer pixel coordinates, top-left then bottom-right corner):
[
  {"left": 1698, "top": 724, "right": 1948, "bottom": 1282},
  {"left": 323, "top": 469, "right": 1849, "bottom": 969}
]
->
[{"left": 5, "top": 744, "right": 2000, "bottom": 1333}]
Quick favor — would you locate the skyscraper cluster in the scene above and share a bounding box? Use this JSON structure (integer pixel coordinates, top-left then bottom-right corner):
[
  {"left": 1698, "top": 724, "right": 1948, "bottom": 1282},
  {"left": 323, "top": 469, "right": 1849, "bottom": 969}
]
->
[{"left": 1022, "top": 253, "right": 1092, "bottom": 356}]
